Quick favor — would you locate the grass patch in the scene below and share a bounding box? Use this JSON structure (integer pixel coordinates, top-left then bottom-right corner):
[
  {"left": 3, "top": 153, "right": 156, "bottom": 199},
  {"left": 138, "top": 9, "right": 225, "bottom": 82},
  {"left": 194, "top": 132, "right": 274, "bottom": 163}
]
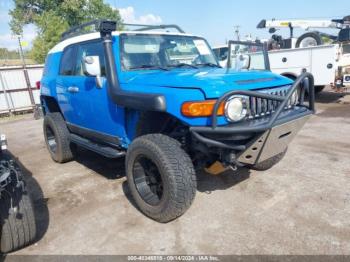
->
[{"left": 0, "top": 59, "right": 36, "bottom": 66}]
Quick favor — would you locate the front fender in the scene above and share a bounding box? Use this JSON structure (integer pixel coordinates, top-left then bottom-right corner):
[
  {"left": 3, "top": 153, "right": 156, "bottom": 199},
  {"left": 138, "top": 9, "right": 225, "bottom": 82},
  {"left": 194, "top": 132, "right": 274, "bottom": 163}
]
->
[{"left": 120, "top": 83, "right": 216, "bottom": 126}]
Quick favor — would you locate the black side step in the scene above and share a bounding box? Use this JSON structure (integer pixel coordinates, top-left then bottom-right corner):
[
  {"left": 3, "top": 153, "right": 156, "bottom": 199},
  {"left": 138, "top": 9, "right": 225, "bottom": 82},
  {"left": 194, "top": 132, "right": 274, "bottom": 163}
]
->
[{"left": 70, "top": 134, "right": 125, "bottom": 159}]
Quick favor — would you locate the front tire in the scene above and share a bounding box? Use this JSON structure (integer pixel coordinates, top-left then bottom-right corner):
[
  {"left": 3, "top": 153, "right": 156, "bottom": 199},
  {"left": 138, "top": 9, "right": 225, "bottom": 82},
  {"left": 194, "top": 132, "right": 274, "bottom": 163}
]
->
[
  {"left": 43, "top": 113, "right": 74, "bottom": 163},
  {"left": 126, "top": 134, "right": 196, "bottom": 223}
]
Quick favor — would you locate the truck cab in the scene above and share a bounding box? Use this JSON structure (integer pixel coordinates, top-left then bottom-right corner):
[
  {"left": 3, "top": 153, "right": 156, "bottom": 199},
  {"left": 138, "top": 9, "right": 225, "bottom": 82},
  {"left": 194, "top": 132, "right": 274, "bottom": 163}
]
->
[{"left": 40, "top": 20, "right": 315, "bottom": 222}]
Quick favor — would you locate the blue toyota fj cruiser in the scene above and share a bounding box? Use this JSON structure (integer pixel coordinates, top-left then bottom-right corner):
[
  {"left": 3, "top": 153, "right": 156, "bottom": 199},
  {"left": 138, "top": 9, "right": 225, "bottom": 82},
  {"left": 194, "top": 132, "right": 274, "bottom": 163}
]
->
[{"left": 40, "top": 20, "right": 315, "bottom": 222}]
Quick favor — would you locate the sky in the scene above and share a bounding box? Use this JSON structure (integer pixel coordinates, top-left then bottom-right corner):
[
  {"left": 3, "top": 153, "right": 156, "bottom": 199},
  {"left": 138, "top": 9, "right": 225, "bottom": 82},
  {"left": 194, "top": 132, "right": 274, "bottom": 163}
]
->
[{"left": 0, "top": 0, "right": 349, "bottom": 50}]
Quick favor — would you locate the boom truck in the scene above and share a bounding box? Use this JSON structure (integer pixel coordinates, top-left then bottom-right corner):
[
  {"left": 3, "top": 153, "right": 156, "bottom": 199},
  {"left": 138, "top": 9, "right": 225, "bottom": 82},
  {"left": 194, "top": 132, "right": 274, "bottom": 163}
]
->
[{"left": 214, "top": 16, "right": 350, "bottom": 92}]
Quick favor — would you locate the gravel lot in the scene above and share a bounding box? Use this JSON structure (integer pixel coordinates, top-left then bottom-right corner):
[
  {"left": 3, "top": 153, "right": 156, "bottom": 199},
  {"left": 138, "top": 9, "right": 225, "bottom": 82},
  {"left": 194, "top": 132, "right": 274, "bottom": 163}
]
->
[{"left": 1, "top": 87, "right": 350, "bottom": 255}]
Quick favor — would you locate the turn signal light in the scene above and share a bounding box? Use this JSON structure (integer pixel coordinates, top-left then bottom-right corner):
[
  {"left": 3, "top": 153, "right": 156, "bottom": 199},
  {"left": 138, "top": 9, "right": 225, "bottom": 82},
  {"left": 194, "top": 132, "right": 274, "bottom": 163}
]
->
[{"left": 181, "top": 100, "right": 225, "bottom": 117}]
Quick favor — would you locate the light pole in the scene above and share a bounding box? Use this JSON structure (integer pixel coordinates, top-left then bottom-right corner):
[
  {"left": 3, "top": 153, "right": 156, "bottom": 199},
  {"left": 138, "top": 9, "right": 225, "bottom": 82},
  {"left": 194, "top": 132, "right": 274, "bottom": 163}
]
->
[
  {"left": 18, "top": 36, "right": 36, "bottom": 107},
  {"left": 234, "top": 25, "right": 240, "bottom": 41}
]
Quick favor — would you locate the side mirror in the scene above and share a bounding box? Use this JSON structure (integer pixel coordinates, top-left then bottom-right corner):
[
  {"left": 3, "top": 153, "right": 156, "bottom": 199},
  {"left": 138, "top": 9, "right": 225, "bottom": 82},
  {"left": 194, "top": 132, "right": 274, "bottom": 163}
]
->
[
  {"left": 82, "top": 56, "right": 103, "bottom": 88},
  {"left": 83, "top": 56, "right": 101, "bottom": 76}
]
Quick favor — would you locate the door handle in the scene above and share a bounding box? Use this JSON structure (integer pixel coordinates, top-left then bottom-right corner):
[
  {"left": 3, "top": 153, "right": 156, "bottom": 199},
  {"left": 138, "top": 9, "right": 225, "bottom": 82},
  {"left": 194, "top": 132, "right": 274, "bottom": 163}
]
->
[{"left": 67, "top": 86, "right": 79, "bottom": 93}]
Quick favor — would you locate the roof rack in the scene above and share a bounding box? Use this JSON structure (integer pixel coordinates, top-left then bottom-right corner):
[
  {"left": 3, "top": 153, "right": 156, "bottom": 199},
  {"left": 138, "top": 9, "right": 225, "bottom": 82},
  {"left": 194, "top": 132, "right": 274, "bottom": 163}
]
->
[
  {"left": 123, "top": 23, "right": 185, "bottom": 33},
  {"left": 61, "top": 20, "right": 103, "bottom": 40},
  {"left": 61, "top": 19, "right": 186, "bottom": 40}
]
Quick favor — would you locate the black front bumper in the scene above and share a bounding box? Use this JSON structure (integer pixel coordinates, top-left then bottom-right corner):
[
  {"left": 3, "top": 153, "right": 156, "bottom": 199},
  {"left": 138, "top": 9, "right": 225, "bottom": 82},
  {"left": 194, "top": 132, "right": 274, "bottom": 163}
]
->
[{"left": 190, "top": 73, "right": 315, "bottom": 165}]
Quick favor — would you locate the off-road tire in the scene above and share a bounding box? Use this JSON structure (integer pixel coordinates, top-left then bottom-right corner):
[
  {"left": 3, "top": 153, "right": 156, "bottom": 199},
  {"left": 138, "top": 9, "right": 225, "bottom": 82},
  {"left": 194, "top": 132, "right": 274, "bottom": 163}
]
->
[
  {"left": 126, "top": 134, "right": 196, "bottom": 223},
  {"left": 43, "top": 113, "right": 74, "bottom": 163},
  {"left": 0, "top": 183, "right": 36, "bottom": 253},
  {"left": 249, "top": 148, "right": 287, "bottom": 171}
]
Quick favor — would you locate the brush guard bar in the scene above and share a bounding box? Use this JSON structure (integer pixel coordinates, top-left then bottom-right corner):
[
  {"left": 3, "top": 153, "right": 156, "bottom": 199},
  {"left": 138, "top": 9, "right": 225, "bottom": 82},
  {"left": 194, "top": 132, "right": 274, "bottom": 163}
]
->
[{"left": 190, "top": 73, "right": 315, "bottom": 151}]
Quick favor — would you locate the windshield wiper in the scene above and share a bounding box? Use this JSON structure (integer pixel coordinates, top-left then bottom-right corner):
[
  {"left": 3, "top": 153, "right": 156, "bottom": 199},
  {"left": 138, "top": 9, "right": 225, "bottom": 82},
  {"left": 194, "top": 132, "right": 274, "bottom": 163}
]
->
[
  {"left": 129, "top": 65, "right": 169, "bottom": 71},
  {"left": 195, "top": 63, "right": 222, "bottom": 68},
  {"left": 167, "top": 63, "right": 198, "bottom": 69}
]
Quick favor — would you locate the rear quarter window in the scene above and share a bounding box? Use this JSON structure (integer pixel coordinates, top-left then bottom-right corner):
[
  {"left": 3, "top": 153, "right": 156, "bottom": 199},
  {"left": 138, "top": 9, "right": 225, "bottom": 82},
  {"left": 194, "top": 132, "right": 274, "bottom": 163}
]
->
[
  {"left": 59, "top": 46, "right": 76, "bottom": 75},
  {"left": 42, "top": 57, "right": 50, "bottom": 76}
]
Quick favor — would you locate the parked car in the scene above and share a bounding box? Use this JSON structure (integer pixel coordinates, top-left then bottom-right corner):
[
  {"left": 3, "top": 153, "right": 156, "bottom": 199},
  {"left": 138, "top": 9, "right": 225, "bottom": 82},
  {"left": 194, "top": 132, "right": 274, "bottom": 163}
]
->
[
  {"left": 0, "top": 133, "right": 36, "bottom": 253},
  {"left": 40, "top": 20, "right": 315, "bottom": 222},
  {"left": 212, "top": 44, "right": 230, "bottom": 67}
]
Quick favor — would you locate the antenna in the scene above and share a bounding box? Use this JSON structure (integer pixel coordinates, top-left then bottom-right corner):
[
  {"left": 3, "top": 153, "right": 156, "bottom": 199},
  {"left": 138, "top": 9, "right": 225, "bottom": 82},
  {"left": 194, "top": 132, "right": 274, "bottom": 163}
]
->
[{"left": 234, "top": 25, "right": 241, "bottom": 41}]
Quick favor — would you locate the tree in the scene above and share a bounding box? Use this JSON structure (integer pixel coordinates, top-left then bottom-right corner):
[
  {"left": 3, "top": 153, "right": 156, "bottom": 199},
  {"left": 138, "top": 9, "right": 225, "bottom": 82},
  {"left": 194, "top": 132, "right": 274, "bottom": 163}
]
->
[
  {"left": 10, "top": 0, "right": 122, "bottom": 63},
  {"left": 0, "top": 48, "right": 20, "bottom": 60}
]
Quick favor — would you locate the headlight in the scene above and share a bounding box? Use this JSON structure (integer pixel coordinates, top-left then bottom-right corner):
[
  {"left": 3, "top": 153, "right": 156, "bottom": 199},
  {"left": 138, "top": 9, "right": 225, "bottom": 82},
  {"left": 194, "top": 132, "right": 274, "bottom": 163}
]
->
[
  {"left": 290, "top": 90, "right": 299, "bottom": 106},
  {"left": 225, "top": 96, "right": 247, "bottom": 122}
]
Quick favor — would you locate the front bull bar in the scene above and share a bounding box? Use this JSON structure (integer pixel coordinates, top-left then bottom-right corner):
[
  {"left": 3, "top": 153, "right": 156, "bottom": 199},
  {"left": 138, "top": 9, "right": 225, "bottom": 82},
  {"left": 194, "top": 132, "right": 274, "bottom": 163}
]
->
[{"left": 190, "top": 73, "right": 315, "bottom": 162}]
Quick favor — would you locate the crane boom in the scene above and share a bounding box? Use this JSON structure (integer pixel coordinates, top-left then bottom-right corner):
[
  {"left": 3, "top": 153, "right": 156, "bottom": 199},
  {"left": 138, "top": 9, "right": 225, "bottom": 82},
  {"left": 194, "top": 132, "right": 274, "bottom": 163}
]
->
[{"left": 257, "top": 19, "right": 343, "bottom": 30}]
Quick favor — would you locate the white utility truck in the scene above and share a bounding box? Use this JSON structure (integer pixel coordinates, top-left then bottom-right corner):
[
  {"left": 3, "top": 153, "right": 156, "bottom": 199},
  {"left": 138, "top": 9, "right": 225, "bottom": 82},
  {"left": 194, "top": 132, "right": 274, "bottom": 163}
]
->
[
  {"left": 267, "top": 43, "right": 350, "bottom": 93},
  {"left": 214, "top": 16, "right": 350, "bottom": 93}
]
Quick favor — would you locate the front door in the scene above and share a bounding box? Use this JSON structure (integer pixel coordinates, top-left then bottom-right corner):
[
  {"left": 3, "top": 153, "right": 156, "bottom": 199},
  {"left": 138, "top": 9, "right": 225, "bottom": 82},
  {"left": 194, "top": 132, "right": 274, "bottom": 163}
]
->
[{"left": 57, "top": 40, "right": 125, "bottom": 143}]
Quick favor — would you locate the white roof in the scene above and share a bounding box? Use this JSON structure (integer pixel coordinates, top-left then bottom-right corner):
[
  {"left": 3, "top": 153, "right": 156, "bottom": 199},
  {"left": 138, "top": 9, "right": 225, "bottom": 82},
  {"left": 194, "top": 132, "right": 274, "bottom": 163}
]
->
[{"left": 48, "top": 30, "right": 197, "bottom": 54}]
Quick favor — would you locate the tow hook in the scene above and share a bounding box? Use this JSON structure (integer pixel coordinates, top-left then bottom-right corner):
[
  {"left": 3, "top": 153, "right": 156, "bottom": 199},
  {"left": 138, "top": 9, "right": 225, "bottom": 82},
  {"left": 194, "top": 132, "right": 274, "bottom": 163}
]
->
[
  {"left": 204, "top": 153, "right": 243, "bottom": 174},
  {"left": 228, "top": 165, "right": 238, "bottom": 172},
  {"left": 224, "top": 153, "right": 244, "bottom": 170}
]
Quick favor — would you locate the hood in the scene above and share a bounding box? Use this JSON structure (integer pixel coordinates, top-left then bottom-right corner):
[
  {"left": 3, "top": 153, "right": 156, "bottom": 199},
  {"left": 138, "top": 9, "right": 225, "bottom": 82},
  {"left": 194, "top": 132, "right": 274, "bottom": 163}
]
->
[{"left": 120, "top": 68, "right": 293, "bottom": 99}]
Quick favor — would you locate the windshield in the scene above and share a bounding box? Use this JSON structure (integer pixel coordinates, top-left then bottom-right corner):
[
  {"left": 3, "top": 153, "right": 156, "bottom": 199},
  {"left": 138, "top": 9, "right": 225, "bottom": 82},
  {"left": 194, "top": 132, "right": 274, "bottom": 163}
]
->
[
  {"left": 228, "top": 42, "right": 267, "bottom": 71},
  {"left": 120, "top": 34, "right": 219, "bottom": 71}
]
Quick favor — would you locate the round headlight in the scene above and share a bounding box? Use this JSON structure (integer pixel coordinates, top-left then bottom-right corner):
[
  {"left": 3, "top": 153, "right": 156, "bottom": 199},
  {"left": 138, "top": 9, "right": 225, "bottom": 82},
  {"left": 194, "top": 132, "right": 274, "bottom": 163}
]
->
[
  {"left": 225, "top": 96, "right": 247, "bottom": 122},
  {"left": 291, "top": 90, "right": 298, "bottom": 105}
]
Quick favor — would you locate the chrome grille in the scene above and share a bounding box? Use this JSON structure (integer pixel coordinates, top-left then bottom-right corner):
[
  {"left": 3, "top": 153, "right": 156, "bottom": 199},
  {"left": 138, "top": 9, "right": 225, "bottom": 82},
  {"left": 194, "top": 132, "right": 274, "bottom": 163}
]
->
[{"left": 246, "top": 85, "right": 296, "bottom": 119}]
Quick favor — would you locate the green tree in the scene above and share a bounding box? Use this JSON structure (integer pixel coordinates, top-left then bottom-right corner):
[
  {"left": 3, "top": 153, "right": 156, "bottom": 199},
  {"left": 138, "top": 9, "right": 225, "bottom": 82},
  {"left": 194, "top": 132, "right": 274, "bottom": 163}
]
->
[
  {"left": 10, "top": 0, "right": 122, "bottom": 63},
  {"left": 0, "top": 48, "right": 20, "bottom": 60}
]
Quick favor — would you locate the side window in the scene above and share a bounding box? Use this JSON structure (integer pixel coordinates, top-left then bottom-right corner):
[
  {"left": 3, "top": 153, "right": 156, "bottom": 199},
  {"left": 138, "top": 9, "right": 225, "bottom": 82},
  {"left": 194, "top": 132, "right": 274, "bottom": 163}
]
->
[
  {"left": 59, "top": 46, "right": 76, "bottom": 75},
  {"left": 74, "top": 41, "right": 106, "bottom": 76}
]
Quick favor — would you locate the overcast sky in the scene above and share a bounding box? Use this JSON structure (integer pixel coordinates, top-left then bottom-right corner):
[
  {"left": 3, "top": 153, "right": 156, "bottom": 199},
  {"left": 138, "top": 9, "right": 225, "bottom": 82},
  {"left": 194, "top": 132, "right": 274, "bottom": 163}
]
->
[{"left": 0, "top": 0, "right": 349, "bottom": 50}]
